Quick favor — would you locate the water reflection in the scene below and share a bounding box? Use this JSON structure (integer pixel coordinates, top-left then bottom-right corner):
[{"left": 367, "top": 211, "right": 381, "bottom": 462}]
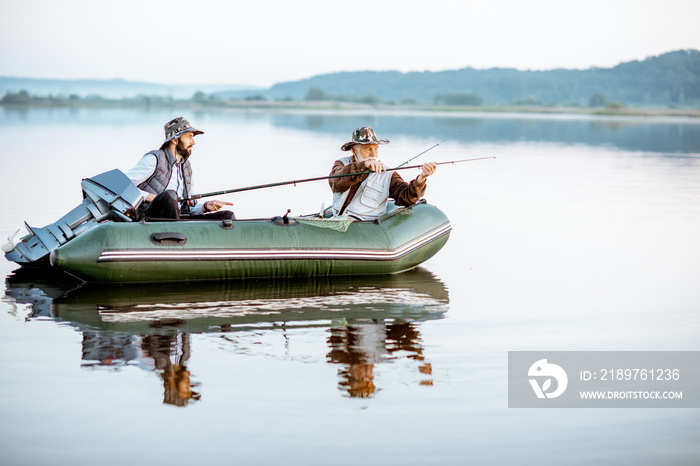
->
[
  {"left": 3, "top": 107, "right": 699, "bottom": 154},
  {"left": 270, "top": 112, "right": 700, "bottom": 154},
  {"left": 141, "top": 334, "right": 200, "bottom": 407},
  {"left": 80, "top": 331, "right": 200, "bottom": 407},
  {"left": 5, "top": 267, "right": 448, "bottom": 404},
  {"left": 327, "top": 320, "right": 432, "bottom": 398}
]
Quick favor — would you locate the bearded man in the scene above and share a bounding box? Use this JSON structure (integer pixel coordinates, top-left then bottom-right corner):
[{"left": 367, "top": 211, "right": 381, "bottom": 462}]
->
[
  {"left": 126, "top": 117, "right": 233, "bottom": 220},
  {"left": 329, "top": 126, "right": 437, "bottom": 220}
]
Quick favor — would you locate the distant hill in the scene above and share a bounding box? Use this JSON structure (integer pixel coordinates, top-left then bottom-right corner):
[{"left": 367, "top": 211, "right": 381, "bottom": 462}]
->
[
  {"left": 3, "top": 50, "right": 698, "bottom": 108},
  {"left": 0, "top": 77, "right": 261, "bottom": 99},
  {"left": 262, "top": 50, "right": 700, "bottom": 107}
]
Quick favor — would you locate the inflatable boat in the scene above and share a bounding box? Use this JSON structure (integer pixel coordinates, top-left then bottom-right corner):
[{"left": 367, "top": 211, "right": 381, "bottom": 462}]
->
[{"left": 3, "top": 170, "right": 451, "bottom": 283}]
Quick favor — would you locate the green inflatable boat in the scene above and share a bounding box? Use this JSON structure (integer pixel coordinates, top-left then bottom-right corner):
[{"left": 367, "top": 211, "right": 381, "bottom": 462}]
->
[
  {"left": 4, "top": 170, "right": 451, "bottom": 283},
  {"left": 51, "top": 201, "right": 451, "bottom": 283}
]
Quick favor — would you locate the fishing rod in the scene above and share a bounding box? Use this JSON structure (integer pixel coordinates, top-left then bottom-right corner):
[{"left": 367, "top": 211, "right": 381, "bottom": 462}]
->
[
  {"left": 184, "top": 156, "right": 494, "bottom": 201},
  {"left": 185, "top": 130, "right": 465, "bottom": 201}
]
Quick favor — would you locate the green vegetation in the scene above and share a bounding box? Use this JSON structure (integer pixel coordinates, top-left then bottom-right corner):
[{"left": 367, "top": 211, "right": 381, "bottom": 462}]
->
[
  {"left": 1, "top": 90, "right": 191, "bottom": 108},
  {"left": 266, "top": 50, "right": 700, "bottom": 108},
  {"left": 2, "top": 50, "right": 699, "bottom": 117},
  {"left": 2, "top": 88, "right": 696, "bottom": 118},
  {"left": 434, "top": 93, "right": 483, "bottom": 106}
]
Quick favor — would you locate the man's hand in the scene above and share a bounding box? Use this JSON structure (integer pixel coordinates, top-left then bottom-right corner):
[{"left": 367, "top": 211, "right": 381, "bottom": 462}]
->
[
  {"left": 204, "top": 200, "right": 234, "bottom": 212},
  {"left": 363, "top": 159, "right": 385, "bottom": 174},
  {"left": 416, "top": 162, "right": 437, "bottom": 184}
]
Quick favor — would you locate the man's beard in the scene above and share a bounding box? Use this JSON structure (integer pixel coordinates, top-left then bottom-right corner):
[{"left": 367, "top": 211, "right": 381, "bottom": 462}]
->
[{"left": 176, "top": 140, "right": 192, "bottom": 158}]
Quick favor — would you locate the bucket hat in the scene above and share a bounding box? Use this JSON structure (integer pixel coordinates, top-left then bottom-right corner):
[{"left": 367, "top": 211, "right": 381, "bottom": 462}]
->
[
  {"left": 162, "top": 117, "right": 203, "bottom": 147},
  {"left": 341, "top": 126, "right": 390, "bottom": 151}
]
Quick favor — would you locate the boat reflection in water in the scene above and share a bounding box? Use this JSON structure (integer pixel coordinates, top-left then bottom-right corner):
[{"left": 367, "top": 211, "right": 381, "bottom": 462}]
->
[{"left": 5, "top": 267, "right": 449, "bottom": 404}]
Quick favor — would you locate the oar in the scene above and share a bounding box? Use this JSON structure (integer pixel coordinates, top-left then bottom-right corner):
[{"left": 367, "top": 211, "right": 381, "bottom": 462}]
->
[{"left": 184, "top": 157, "right": 494, "bottom": 201}]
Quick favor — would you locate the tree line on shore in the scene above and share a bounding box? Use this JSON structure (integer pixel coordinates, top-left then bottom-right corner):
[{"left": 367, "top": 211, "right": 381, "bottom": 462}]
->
[
  {"left": 2, "top": 50, "right": 698, "bottom": 109},
  {"left": 0, "top": 87, "right": 646, "bottom": 111},
  {"left": 266, "top": 50, "right": 699, "bottom": 108}
]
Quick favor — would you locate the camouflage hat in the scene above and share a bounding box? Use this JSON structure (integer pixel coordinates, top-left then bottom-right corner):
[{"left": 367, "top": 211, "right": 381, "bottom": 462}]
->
[
  {"left": 341, "top": 126, "right": 390, "bottom": 151},
  {"left": 162, "top": 117, "right": 203, "bottom": 146}
]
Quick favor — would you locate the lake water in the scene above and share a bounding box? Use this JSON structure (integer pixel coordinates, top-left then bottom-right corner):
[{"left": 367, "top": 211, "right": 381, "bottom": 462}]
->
[{"left": 1, "top": 107, "right": 699, "bottom": 465}]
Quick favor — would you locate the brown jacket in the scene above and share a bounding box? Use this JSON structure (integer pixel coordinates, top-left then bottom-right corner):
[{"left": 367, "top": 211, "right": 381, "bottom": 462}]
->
[{"left": 329, "top": 157, "right": 427, "bottom": 211}]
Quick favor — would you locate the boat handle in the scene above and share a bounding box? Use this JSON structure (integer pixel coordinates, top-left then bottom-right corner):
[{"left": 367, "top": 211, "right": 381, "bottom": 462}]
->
[{"left": 150, "top": 232, "right": 188, "bottom": 246}]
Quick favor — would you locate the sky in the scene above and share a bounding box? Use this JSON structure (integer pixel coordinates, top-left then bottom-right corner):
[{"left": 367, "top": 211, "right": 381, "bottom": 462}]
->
[{"left": 1, "top": 0, "right": 699, "bottom": 88}]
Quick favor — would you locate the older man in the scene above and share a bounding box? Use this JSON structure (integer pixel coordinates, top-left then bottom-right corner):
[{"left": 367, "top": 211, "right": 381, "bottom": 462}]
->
[
  {"left": 126, "top": 117, "right": 233, "bottom": 220},
  {"left": 329, "top": 126, "right": 437, "bottom": 220}
]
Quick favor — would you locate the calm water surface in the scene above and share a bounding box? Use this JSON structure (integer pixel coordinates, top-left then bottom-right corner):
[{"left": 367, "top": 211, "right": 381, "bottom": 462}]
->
[{"left": 1, "top": 108, "right": 699, "bottom": 465}]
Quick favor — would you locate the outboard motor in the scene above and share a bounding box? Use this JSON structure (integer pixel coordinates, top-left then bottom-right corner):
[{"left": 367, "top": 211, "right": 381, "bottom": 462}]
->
[{"left": 2, "top": 169, "right": 143, "bottom": 267}]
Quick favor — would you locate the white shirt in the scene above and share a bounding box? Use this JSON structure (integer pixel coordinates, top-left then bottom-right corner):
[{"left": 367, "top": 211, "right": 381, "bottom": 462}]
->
[{"left": 126, "top": 153, "right": 204, "bottom": 214}]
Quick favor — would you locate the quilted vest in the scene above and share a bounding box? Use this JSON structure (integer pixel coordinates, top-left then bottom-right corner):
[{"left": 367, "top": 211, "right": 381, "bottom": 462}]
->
[
  {"left": 137, "top": 148, "right": 193, "bottom": 200},
  {"left": 332, "top": 156, "right": 392, "bottom": 220}
]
